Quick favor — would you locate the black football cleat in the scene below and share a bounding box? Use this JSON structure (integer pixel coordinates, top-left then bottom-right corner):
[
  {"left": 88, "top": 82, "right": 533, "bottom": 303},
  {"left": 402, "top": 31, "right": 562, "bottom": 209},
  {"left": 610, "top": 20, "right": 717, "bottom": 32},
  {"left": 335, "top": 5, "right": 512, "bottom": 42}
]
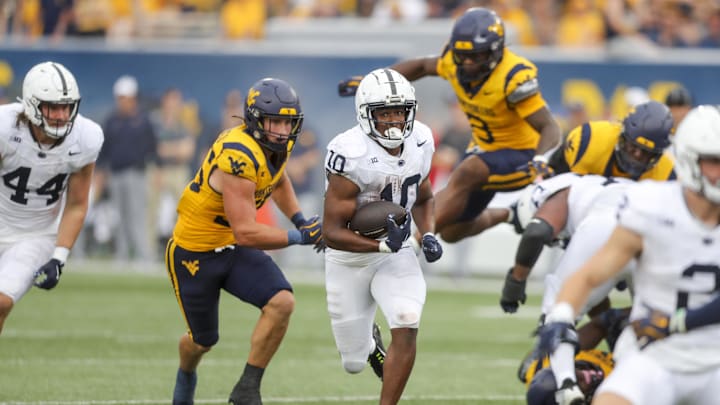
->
[
  {"left": 367, "top": 322, "right": 386, "bottom": 381},
  {"left": 228, "top": 383, "right": 262, "bottom": 405}
]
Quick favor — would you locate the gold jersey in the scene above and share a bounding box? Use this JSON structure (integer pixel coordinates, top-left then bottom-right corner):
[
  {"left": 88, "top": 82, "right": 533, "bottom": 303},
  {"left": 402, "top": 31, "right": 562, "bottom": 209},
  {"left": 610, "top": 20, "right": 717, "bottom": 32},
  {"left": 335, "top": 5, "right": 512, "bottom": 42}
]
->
[
  {"left": 562, "top": 121, "right": 675, "bottom": 180},
  {"left": 523, "top": 349, "right": 614, "bottom": 388},
  {"left": 436, "top": 47, "right": 548, "bottom": 152},
  {"left": 172, "top": 124, "right": 293, "bottom": 251}
]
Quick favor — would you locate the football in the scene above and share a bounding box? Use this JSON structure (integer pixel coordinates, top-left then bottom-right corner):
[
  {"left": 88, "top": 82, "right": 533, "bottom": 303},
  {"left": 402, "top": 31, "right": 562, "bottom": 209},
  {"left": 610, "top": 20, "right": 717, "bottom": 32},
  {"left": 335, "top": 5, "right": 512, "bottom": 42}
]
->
[{"left": 349, "top": 200, "right": 407, "bottom": 239}]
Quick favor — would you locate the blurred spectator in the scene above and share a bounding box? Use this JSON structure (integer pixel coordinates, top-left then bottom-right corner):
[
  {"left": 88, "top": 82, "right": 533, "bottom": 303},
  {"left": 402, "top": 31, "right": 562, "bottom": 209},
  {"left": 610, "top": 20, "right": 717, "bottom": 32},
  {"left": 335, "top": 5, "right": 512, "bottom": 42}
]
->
[
  {"left": 291, "top": 0, "right": 345, "bottom": 18},
  {"left": 488, "top": 0, "right": 539, "bottom": 46},
  {"left": 285, "top": 126, "right": 322, "bottom": 214},
  {"left": 370, "top": 0, "right": 427, "bottom": 22},
  {"left": 221, "top": 88, "right": 244, "bottom": 131},
  {"left": 562, "top": 101, "right": 591, "bottom": 136},
  {"left": 699, "top": 7, "right": 720, "bottom": 47},
  {"left": 603, "top": 0, "right": 650, "bottom": 38},
  {"left": 555, "top": 0, "right": 606, "bottom": 47},
  {"left": 70, "top": 0, "right": 113, "bottom": 36},
  {"left": 644, "top": 0, "right": 702, "bottom": 47},
  {"left": 525, "top": 0, "right": 560, "bottom": 45},
  {"left": 431, "top": 99, "right": 469, "bottom": 191},
  {"left": 357, "top": 0, "right": 377, "bottom": 17},
  {"left": 664, "top": 84, "right": 693, "bottom": 132},
  {"left": 220, "top": 0, "right": 266, "bottom": 39},
  {"left": 97, "top": 75, "right": 157, "bottom": 265},
  {"left": 8, "top": 0, "right": 43, "bottom": 39},
  {"left": 149, "top": 88, "right": 199, "bottom": 252},
  {"left": 40, "top": 0, "right": 74, "bottom": 42}
]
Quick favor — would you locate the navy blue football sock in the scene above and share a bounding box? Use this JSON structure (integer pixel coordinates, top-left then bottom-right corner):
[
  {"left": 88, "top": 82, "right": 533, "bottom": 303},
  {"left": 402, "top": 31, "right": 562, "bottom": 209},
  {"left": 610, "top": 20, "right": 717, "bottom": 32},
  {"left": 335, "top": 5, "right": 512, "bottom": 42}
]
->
[{"left": 173, "top": 368, "right": 197, "bottom": 405}]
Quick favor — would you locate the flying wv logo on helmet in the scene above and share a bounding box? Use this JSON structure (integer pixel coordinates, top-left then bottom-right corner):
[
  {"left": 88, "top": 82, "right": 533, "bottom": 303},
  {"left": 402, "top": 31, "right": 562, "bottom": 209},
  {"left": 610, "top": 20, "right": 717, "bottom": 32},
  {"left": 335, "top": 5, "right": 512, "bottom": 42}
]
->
[
  {"left": 244, "top": 78, "right": 304, "bottom": 153},
  {"left": 450, "top": 8, "right": 506, "bottom": 84}
]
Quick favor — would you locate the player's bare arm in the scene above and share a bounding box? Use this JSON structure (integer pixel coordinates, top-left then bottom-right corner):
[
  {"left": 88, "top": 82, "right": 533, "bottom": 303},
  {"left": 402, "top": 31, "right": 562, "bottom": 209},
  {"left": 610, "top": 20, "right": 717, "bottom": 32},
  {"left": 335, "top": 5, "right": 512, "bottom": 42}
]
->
[
  {"left": 410, "top": 178, "right": 436, "bottom": 236},
  {"left": 323, "top": 173, "right": 383, "bottom": 252},
  {"left": 55, "top": 162, "right": 95, "bottom": 250},
  {"left": 214, "top": 169, "right": 293, "bottom": 250},
  {"left": 270, "top": 171, "right": 303, "bottom": 219},
  {"left": 525, "top": 106, "right": 562, "bottom": 155},
  {"left": 389, "top": 56, "right": 440, "bottom": 81}
]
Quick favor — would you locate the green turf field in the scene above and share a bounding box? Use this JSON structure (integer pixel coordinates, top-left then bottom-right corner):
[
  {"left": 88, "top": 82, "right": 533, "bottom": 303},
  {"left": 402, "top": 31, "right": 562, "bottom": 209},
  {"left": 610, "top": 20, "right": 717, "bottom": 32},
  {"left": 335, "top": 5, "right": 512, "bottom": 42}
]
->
[{"left": 1, "top": 263, "right": 548, "bottom": 405}]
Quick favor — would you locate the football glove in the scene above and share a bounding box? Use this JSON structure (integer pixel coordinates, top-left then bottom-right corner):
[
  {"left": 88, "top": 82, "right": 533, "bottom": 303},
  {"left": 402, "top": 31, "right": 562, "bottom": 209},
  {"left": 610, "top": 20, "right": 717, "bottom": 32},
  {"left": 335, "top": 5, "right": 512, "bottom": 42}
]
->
[
  {"left": 595, "top": 307, "right": 630, "bottom": 352},
  {"left": 534, "top": 321, "right": 578, "bottom": 358},
  {"left": 631, "top": 305, "right": 686, "bottom": 349},
  {"left": 338, "top": 75, "right": 363, "bottom": 97},
  {"left": 380, "top": 214, "right": 411, "bottom": 253},
  {"left": 500, "top": 268, "right": 527, "bottom": 313},
  {"left": 297, "top": 215, "right": 325, "bottom": 252},
  {"left": 421, "top": 233, "right": 443, "bottom": 262},
  {"left": 34, "top": 258, "right": 64, "bottom": 290},
  {"left": 528, "top": 155, "right": 555, "bottom": 179}
]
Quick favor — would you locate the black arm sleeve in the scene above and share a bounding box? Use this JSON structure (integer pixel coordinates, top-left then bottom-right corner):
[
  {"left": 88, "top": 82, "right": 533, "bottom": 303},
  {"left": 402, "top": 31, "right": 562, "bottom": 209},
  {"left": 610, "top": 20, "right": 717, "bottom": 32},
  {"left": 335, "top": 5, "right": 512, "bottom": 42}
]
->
[
  {"left": 686, "top": 294, "right": 720, "bottom": 331},
  {"left": 515, "top": 218, "right": 555, "bottom": 268},
  {"left": 548, "top": 144, "right": 569, "bottom": 175}
]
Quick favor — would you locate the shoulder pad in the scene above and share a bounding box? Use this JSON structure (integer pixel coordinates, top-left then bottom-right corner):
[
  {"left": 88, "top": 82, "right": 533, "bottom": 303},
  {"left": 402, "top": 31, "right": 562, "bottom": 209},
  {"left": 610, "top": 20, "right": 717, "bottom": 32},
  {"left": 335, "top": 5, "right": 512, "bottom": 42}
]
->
[
  {"left": 326, "top": 127, "right": 368, "bottom": 159},
  {"left": 74, "top": 115, "right": 105, "bottom": 153},
  {"left": 411, "top": 121, "right": 435, "bottom": 151},
  {"left": 507, "top": 78, "right": 540, "bottom": 104}
]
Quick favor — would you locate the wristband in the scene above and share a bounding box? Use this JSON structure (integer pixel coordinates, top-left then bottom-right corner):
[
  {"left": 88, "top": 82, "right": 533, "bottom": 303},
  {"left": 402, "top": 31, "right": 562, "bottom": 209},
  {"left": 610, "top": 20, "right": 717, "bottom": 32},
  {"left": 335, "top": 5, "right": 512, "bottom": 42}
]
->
[
  {"left": 290, "top": 212, "right": 306, "bottom": 228},
  {"left": 378, "top": 241, "right": 392, "bottom": 253},
  {"left": 546, "top": 302, "right": 574, "bottom": 324},
  {"left": 52, "top": 246, "right": 70, "bottom": 264},
  {"left": 533, "top": 155, "right": 548, "bottom": 163},
  {"left": 671, "top": 308, "right": 687, "bottom": 333},
  {"left": 422, "top": 232, "right": 435, "bottom": 239},
  {"left": 287, "top": 230, "right": 302, "bottom": 246}
]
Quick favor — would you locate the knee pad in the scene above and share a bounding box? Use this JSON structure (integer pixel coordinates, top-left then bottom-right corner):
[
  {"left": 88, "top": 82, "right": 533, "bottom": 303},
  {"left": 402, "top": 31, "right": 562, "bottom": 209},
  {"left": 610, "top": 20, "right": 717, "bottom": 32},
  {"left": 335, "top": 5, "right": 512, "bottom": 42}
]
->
[
  {"left": 331, "top": 318, "right": 374, "bottom": 374},
  {"left": 388, "top": 301, "right": 421, "bottom": 329},
  {"left": 192, "top": 330, "right": 219, "bottom": 348}
]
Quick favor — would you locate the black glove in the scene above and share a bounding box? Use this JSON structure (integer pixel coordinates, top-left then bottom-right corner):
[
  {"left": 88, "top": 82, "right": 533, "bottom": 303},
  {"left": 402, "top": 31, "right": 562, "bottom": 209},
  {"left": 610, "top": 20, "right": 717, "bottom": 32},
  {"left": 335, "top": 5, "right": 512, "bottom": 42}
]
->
[
  {"left": 34, "top": 258, "right": 64, "bottom": 290},
  {"left": 534, "top": 321, "right": 578, "bottom": 358},
  {"left": 595, "top": 307, "right": 630, "bottom": 352},
  {"left": 384, "top": 214, "right": 411, "bottom": 252},
  {"left": 421, "top": 233, "right": 443, "bottom": 262},
  {"left": 631, "top": 305, "right": 686, "bottom": 349},
  {"left": 295, "top": 215, "right": 325, "bottom": 252},
  {"left": 338, "top": 75, "right": 363, "bottom": 97},
  {"left": 527, "top": 155, "right": 554, "bottom": 179},
  {"left": 500, "top": 268, "right": 527, "bottom": 313}
]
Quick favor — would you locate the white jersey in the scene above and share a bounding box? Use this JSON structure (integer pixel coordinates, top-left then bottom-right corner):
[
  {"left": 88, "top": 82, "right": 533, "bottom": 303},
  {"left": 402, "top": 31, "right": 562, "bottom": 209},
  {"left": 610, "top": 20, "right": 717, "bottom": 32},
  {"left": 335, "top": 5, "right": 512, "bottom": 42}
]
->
[
  {"left": 523, "top": 173, "right": 633, "bottom": 240},
  {"left": 620, "top": 180, "right": 720, "bottom": 372},
  {"left": 324, "top": 121, "right": 434, "bottom": 266},
  {"left": 0, "top": 103, "right": 103, "bottom": 242}
]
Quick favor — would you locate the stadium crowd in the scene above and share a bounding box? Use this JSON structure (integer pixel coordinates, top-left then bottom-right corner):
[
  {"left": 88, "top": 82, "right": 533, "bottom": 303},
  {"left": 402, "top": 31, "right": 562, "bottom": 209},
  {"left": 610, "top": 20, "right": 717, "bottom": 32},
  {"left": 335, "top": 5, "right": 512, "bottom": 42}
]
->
[{"left": 0, "top": 0, "right": 719, "bottom": 47}]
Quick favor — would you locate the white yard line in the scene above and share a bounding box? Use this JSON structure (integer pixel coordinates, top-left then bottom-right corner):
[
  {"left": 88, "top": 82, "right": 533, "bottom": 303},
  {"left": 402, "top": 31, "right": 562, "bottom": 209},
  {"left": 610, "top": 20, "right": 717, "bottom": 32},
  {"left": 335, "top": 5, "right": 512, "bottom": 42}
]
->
[{"left": 1, "top": 393, "right": 525, "bottom": 404}]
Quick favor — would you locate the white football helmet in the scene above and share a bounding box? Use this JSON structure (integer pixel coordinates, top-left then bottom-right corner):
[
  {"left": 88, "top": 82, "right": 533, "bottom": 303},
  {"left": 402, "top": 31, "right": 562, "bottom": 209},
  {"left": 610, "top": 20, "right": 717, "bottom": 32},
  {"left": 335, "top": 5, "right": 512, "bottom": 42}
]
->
[
  {"left": 674, "top": 105, "right": 720, "bottom": 203},
  {"left": 21, "top": 61, "right": 81, "bottom": 139},
  {"left": 355, "top": 68, "right": 416, "bottom": 149}
]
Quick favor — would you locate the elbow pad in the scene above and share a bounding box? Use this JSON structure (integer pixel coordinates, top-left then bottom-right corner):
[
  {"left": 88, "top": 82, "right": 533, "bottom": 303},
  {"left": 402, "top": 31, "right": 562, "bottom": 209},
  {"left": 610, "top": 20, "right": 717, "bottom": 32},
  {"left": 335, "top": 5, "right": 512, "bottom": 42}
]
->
[{"left": 515, "top": 218, "right": 555, "bottom": 268}]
